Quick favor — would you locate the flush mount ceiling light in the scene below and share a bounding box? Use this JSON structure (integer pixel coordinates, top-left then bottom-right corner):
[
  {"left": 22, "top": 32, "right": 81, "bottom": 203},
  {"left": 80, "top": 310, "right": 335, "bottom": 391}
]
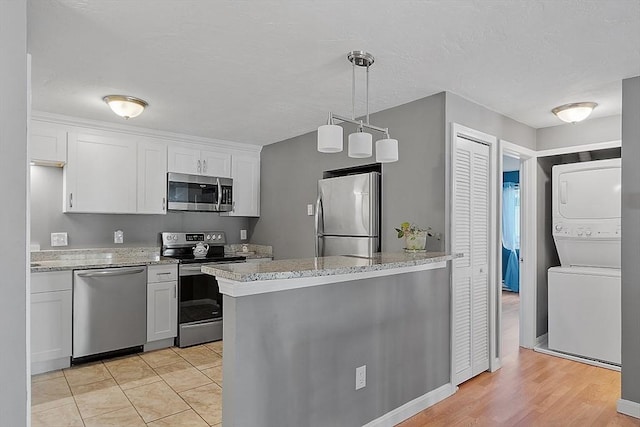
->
[
  {"left": 102, "top": 95, "right": 148, "bottom": 119},
  {"left": 317, "top": 51, "right": 398, "bottom": 163},
  {"left": 551, "top": 102, "right": 597, "bottom": 124}
]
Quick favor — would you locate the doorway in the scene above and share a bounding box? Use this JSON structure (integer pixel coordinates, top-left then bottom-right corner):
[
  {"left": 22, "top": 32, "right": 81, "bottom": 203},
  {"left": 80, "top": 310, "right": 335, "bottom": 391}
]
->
[{"left": 501, "top": 153, "right": 522, "bottom": 358}]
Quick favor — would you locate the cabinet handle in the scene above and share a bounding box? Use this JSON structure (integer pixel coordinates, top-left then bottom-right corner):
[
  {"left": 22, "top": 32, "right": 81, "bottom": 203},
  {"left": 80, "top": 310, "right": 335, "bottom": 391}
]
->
[
  {"left": 162, "top": 197, "right": 166, "bottom": 211},
  {"left": 203, "top": 160, "right": 207, "bottom": 173},
  {"left": 173, "top": 284, "right": 177, "bottom": 298},
  {"left": 69, "top": 193, "right": 73, "bottom": 208},
  {"left": 232, "top": 201, "right": 236, "bottom": 212},
  {"left": 197, "top": 160, "right": 201, "bottom": 173}
]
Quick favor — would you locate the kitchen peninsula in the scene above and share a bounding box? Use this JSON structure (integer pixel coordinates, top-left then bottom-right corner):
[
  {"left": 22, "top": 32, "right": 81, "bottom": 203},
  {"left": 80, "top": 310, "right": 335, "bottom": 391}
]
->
[{"left": 202, "top": 252, "right": 457, "bottom": 427}]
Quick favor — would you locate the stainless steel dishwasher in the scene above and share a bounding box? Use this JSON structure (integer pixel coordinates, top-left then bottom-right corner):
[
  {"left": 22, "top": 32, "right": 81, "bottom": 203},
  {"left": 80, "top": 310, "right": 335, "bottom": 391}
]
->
[{"left": 73, "top": 266, "right": 147, "bottom": 360}]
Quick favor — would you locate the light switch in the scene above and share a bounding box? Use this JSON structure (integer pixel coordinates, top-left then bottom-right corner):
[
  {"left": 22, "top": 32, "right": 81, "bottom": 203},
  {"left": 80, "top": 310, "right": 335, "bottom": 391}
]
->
[
  {"left": 240, "top": 229, "right": 247, "bottom": 240},
  {"left": 114, "top": 230, "right": 124, "bottom": 244},
  {"left": 307, "top": 204, "right": 314, "bottom": 216}
]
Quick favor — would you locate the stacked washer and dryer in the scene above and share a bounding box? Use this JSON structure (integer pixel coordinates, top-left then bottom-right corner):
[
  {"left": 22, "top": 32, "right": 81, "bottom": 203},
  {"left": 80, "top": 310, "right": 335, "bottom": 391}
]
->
[{"left": 548, "top": 158, "right": 621, "bottom": 365}]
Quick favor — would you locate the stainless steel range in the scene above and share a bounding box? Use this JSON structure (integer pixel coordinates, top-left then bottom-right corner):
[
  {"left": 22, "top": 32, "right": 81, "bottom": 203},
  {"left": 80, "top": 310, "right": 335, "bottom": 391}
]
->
[{"left": 161, "top": 231, "right": 245, "bottom": 347}]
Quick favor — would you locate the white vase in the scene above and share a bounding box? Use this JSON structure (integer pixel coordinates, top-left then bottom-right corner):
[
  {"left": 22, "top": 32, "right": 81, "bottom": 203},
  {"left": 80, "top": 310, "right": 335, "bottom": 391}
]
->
[{"left": 404, "top": 231, "right": 427, "bottom": 250}]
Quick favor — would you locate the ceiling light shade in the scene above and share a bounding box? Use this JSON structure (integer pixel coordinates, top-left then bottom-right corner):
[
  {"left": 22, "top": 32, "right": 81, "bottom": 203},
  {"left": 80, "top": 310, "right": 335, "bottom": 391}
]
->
[
  {"left": 552, "top": 102, "right": 597, "bottom": 123},
  {"left": 103, "top": 95, "right": 148, "bottom": 119},
  {"left": 318, "top": 51, "right": 399, "bottom": 163},
  {"left": 317, "top": 124, "right": 343, "bottom": 153},
  {"left": 375, "top": 138, "right": 398, "bottom": 163},
  {"left": 348, "top": 131, "right": 372, "bottom": 158}
]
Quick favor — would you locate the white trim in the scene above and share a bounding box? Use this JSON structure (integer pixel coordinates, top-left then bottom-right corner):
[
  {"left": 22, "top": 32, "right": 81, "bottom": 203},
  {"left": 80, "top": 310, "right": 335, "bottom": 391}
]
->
[
  {"left": 216, "top": 261, "right": 449, "bottom": 297},
  {"left": 143, "top": 338, "right": 175, "bottom": 352},
  {"left": 617, "top": 399, "right": 640, "bottom": 419},
  {"left": 363, "top": 383, "right": 456, "bottom": 427},
  {"left": 536, "top": 139, "right": 621, "bottom": 157},
  {"left": 32, "top": 110, "right": 263, "bottom": 154},
  {"left": 31, "top": 357, "right": 70, "bottom": 376},
  {"left": 536, "top": 333, "right": 548, "bottom": 347},
  {"left": 449, "top": 123, "right": 499, "bottom": 381},
  {"left": 499, "top": 140, "right": 538, "bottom": 350}
]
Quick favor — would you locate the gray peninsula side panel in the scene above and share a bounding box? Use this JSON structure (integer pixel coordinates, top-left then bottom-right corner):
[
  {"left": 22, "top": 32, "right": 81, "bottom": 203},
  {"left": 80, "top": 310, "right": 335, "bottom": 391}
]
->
[{"left": 223, "top": 267, "right": 450, "bottom": 426}]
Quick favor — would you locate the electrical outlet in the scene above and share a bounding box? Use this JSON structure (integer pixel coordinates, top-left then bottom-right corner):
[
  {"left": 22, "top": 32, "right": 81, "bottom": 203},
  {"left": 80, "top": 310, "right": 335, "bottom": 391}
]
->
[
  {"left": 240, "top": 229, "right": 247, "bottom": 240},
  {"left": 51, "top": 232, "right": 68, "bottom": 247},
  {"left": 114, "top": 230, "right": 124, "bottom": 244},
  {"left": 307, "top": 204, "right": 314, "bottom": 216},
  {"left": 355, "top": 365, "right": 366, "bottom": 390}
]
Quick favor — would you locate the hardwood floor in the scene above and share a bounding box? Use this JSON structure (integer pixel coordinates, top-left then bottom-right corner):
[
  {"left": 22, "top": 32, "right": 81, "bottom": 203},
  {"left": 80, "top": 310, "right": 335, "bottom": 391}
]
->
[{"left": 397, "top": 291, "right": 638, "bottom": 427}]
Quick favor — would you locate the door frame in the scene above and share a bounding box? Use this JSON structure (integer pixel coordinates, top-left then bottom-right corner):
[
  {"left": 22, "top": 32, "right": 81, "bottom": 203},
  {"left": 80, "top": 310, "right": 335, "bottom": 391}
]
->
[
  {"left": 448, "top": 123, "right": 499, "bottom": 381},
  {"left": 499, "top": 140, "right": 538, "bottom": 350}
]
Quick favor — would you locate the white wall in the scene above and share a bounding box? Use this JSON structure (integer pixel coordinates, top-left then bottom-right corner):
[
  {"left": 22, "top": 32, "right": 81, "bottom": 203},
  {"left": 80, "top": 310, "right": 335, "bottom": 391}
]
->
[{"left": 0, "top": 1, "right": 28, "bottom": 425}]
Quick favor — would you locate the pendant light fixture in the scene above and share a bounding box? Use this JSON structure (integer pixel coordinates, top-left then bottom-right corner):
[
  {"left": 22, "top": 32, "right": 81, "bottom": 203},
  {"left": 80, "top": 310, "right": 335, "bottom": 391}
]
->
[
  {"left": 103, "top": 95, "right": 148, "bottom": 119},
  {"left": 551, "top": 102, "right": 597, "bottom": 124},
  {"left": 317, "top": 51, "right": 398, "bottom": 163}
]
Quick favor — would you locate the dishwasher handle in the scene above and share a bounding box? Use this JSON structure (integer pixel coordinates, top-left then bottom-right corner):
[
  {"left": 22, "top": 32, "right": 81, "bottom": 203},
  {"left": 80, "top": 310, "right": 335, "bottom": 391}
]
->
[{"left": 76, "top": 267, "right": 146, "bottom": 278}]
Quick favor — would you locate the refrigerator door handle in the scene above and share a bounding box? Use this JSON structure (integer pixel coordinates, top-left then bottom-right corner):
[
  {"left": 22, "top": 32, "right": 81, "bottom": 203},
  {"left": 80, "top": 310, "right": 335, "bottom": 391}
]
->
[{"left": 315, "top": 194, "right": 323, "bottom": 257}]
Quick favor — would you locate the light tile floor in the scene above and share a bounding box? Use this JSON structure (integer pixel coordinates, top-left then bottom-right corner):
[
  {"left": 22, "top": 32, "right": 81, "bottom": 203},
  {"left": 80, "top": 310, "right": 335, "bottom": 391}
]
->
[{"left": 31, "top": 341, "right": 223, "bottom": 427}]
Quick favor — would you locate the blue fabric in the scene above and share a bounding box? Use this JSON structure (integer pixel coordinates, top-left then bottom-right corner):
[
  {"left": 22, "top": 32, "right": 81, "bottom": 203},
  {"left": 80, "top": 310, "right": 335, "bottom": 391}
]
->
[
  {"left": 503, "top": 171, "right": 520, "bottom": 184},
  {"left": 502, "top": 181, "right": 520, "bottom": 292}
]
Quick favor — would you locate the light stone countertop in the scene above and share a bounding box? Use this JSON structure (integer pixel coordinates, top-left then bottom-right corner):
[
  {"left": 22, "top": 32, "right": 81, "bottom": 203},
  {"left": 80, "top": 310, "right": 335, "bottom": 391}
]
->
[
  {"left": 202, "top": 251, "right": 456, "bottom": 283},
  {"left": 30, "top": 247, "right": 177, "bottom": 273}
]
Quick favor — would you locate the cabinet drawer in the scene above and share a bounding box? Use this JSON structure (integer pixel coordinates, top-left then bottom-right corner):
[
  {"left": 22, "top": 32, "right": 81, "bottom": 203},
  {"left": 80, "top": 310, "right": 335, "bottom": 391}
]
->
[
  {"left": 31, "top": 271, "right": 73, "bottom": 294},
  {"left": 148, "top": 264, "right": 178, "bottom": 283}
]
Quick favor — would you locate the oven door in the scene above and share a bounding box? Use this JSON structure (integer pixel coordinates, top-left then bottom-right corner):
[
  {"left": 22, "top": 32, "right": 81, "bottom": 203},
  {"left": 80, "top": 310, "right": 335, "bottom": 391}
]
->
[{"left": 177, "top": 264, "right": 223, "bottom": 347}]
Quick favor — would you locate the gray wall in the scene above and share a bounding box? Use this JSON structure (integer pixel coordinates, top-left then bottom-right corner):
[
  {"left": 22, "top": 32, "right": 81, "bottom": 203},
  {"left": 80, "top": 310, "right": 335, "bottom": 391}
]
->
[
  {"left": 444, "top": 92, "right": 537, "bottom": 151},
  {"left": 30, "top": 166, "right": 249, "bottom": 250},
  {"left": 536, "top": 115, "right": 622, "bottom": 151},
  {"left": 621, "top": 76, "right": 640, "bottom": 406},
  {"left": 223, "top": 268, "right": 450, "bottom": 426},
  {"left": 0, "top": 1, "right": 28, "bottom": 425},
  {"left": 250, "top": 93, "right": 447, "bottom": 260}
]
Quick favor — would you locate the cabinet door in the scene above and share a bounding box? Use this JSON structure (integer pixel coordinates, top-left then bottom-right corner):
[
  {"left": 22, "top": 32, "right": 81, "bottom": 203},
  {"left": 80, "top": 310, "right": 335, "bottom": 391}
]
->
[
  {"left": 201, "top": 149, "right": 231, "bottom": 177},
  {"left": 228, "top": 154, "right": 260, "bottom": 217},
  {"left": 31, "top": 290, "right": 72, "bottom": 363},
  {"left": 147, "top": 281, "right": 178, "bottom": 342},
  {"left": 168, "top": 144, "right": 200, "bottom": 175},
  {"left": 65, "top": 131, "right": 137, "bottom": 213},
  {"left": 137, "top": 138, "right": 167, "bottom": 214},
  {"left": 30, "top": 120, "right": 67, "bottom": 165}
]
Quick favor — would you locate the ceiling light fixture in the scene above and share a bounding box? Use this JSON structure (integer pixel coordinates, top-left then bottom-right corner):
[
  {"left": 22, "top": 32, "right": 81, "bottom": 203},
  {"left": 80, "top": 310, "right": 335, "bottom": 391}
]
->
[
  {"left": 103, "top": 95, "right": 148, "bottom": 119},
  {"left": 551, "top": 102, "right": 597, "bottom": 124},
  {"left": 317, "top": 51, "right": 398, "bottom": 163}
]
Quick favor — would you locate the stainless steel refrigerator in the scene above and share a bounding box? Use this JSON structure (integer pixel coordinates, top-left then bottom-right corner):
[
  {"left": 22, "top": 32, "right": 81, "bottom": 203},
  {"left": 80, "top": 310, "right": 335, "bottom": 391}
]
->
[{"left": 315, "top": 171, "right": 380, "bottom": 257}]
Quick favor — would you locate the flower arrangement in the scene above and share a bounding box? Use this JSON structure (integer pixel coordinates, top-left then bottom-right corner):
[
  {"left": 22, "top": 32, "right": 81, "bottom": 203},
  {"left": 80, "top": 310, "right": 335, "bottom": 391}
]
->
[{"left": 395, "top": 222, "right": 433, "bottom": 251}]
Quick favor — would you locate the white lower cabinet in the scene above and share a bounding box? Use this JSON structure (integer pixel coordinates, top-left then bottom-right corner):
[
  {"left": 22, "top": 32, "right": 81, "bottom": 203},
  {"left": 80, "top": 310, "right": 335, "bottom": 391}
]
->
[
  {"left": 31, "top": 271, "right": 72, "bottom": 374},
  {"left": 147, "top": 265, "right": 178, "bottom": 343}
]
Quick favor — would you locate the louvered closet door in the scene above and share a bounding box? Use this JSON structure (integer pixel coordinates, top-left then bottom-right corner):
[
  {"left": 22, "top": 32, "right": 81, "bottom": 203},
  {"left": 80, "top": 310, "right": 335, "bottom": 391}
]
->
[{"left": 452, "top": 135, "right": 490, "bottom": 386}]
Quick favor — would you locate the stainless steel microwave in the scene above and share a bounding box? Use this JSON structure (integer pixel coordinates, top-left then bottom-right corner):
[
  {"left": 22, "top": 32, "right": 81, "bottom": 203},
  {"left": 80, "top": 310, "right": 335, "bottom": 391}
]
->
[{"left": 167, "top": 172, "right": 233, "bottom": 212}]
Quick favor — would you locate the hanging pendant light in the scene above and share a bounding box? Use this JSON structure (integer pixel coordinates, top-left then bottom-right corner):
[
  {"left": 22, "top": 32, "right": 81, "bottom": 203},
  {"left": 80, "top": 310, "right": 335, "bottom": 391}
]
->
[{"left": 317, "top": 51, "right": 398, "bottom": 163}]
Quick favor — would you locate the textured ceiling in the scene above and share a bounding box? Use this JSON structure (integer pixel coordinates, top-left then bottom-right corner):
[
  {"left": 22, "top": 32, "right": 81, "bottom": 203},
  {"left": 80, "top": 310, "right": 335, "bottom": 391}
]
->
[{"left": 27, "top": 0, "right": 640, "bottom": 146}]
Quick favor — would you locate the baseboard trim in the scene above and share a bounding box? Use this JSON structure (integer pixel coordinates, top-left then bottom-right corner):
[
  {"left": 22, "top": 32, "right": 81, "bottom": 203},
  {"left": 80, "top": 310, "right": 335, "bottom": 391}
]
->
[
  {"left": 363, "top": 383, "right": 456, "bottom": 427},
  {"left": 32, "top": 357, "right": 70, "bottom": 375},
  {"left": 617, "top": 399, "right": 640, "bottom": 419},
  {"left": 143, "top": 338, "right": 175, "bottom": 352}
]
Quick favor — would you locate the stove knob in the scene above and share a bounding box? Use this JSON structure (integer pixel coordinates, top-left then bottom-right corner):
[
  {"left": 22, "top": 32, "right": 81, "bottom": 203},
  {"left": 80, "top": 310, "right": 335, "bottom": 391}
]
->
[
  {"left": 585, "top": 229, "right": 592, "bottom": 236},
  {"left": 217, "top": 234, "right": 222, "bottom": 240},
  {"left": 173, "top": 234, "right": 178, "bottom": 240},
  {"left": 206, "top": 234, "right": 211, "bottom": 240}
]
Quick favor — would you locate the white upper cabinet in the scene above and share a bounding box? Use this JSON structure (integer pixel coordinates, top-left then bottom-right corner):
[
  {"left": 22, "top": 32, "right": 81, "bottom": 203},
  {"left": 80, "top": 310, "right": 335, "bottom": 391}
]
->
[
  {"left": 227, "top": 153, "right": 260, "bottom": 217},
  {"left": 137, "top": 138, "right": 168, "bottom": 214},
  {"left": 30, "top": 120, "right": 67, "bottom": 165},
  {"left": 65, "top": 131, "right": 138, "bottom": 213},
  {"left": 168, "top": 144, "right": 231, "bottom": 177}
]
